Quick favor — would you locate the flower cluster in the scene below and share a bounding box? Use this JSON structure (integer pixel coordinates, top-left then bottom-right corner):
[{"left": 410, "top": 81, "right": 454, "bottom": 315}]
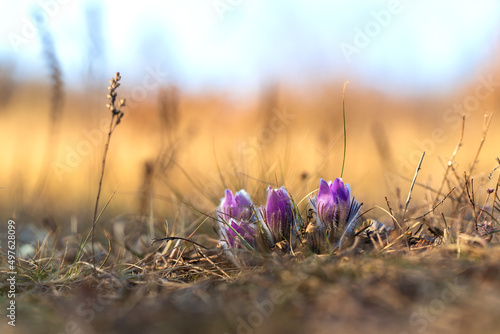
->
[{"left": 215, "top": 178, "right": 362, "bottom": 255}]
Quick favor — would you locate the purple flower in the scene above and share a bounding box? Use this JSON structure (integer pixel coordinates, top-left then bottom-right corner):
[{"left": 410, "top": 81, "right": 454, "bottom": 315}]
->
[
  {"left": 217, "top": 189, "right": 256, "bottom": 250},
  {"left": 317, "top": 178, "right": 351, "bottom": 228},
  {"left": 314, "top": 178, "right": 362, "bottom": 248},
  {"left": 224, "top": 218, "right": 256, "bottom": 249},
  {"left": 260, "top": 186, "right": 294, "bottom": 244},
  {"left": 217, "top": 189, "right": 252, "bottom": 222}
]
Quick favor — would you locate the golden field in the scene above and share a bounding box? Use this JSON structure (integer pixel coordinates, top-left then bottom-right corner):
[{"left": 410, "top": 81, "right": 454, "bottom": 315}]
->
[{"left": 1, "top": 74, "right": 499, "bottom": 228}]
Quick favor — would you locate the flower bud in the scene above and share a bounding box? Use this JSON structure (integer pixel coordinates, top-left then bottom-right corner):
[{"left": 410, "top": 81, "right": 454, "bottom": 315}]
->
[
  {"left": 315, "top": 178, "right": 362, "bottom": 248},
  {"left": 262, "top": 186, "right": 294, "bottom": 244},
  {"left": 217, "top": 189, "right": 253, "bottom": 222}
]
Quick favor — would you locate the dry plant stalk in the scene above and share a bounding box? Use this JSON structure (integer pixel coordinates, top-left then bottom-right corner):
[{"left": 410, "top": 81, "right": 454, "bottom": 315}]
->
[
  {"left": 433, "top": 115, "right": 465, "bottom": 207},
  {"left": 91, "top": 72, "right": 126, "bottom": 274},
  {"left": 452, "top": 113, "right": 493, "bottom": 217},
  {"left": 401, "top": 152, "right": 425, "bottom": 225},
  {"left": 491, "top": 173, "right": 500, "bottom": 220}
]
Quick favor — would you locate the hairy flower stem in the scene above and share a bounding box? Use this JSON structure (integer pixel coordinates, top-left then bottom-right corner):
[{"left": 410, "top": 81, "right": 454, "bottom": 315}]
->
[{"left": 341, "top": 81, "right": 349, "bottom": 178}]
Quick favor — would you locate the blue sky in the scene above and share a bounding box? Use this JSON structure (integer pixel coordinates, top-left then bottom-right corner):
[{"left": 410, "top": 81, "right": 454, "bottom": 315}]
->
[{"left": 1, "top": 0, "right": 499, "bottom": 95}]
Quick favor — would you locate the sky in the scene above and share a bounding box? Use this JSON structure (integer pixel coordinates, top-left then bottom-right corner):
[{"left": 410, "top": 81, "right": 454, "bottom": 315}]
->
[{"left": 0, "top": 0, "right": 499, "bottom": 96}]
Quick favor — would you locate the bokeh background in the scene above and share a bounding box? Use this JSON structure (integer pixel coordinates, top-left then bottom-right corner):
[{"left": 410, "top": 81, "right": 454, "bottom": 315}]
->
[{"left": 1, "top": 0, "right": 500, "bottom": 235}]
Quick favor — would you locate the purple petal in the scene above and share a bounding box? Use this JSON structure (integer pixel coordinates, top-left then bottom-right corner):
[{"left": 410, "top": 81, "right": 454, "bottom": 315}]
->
[
  {"left": 319, "top": 179, "right": 335, "bottom": 205},
  {"left": 218, "top": 189, "right": 253, "bottom": 221},
  {"left": 235, "top": 190, "right": 251, "bottom": 207},
  {"left": 317, "top": 178, "right": 335, "bottom": 225},
  {"left": 266, "top": 187, "right": 282, "bottom": 226},
  {"left": 235, "top": 190, "right": 253, "bottom": 221},
  {"left": 266, "top": 186, "right": 293, "bottom": 241},
  {"left": 225, "top": 219, "right": 256, "bottom": 248},
  {"left": 331, "top": 178, "right": 350, "bottom": 204},
  {"left": 225, "top": 189, "right": 236, "bottom": 204},
  {"left": 332, "top": 179, "right": 351, "bottom": 227}
]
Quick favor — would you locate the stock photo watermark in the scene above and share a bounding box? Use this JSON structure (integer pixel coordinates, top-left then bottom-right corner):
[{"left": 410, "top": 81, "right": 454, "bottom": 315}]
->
[
  {"left": 231, "top": 292, "right": 286, "bottom": 334},
  {"left": 226, "top": 260, "right": 318, "bottom": 334},
  {"left": 56, "top": 286, "right": 123, "bottom": 334},
  {"left": 399, "top": 277, "right": 467, "bottom": 334},
  {"left": 6, "top": 0, "right": 73, "bottom": 52},
  {"left": 385, "top": 73, "right": 499, "bottom": 185},
  {"left": 339, "top": 0, "right": 411, "bottom": 63},
  {"left": 6, "top": 219, "right": 17, "bottom": 327},
  {"left": 213, "top": 0, "right": 245, "bottom": 20},
  {"left": 442, "top": 74, "right": 499, "bottom": 129},
  {"left": 184, "top": 106, "right": 295, "bottom": 208},
  {"left": 237, "top": 107, "right": 296, "bottom": 163}
]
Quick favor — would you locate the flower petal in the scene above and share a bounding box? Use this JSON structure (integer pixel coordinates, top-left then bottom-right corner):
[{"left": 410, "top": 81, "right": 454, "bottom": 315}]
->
[
  {"left": 317, "top": 178, "right": 335, "bottom": 226},
  {"left": 266, "top": 186, "right": 294, "bottom": 242},
  {"left": 225, "top": 218, "right": 256, "bottom": 249},
  {"left": 235, "top": 189, "right": 253, "bottom": 221},
  {"left": 218, "top": 189, "right": 253, "bottom": 222},
  {"left": 332, "top": 178, "right": 350, "bottom": 204}
]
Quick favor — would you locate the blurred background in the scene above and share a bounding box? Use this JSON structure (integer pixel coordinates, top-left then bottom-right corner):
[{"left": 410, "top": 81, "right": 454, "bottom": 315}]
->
[{"left": 1, "top": 0, "right": 500, "bottom": 237}]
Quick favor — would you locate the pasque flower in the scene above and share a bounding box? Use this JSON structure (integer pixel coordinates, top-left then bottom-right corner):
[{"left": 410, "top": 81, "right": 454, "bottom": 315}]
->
[
  {"left": 217, "top": 189, "right": 255, "bottom": 249},
  {"left": 317, "top": 178, "right": 351, "bottom": 227},
  {"left": 260, "top": 186, "right": 295, "bottom": 245},
  {"left": 223, "top": 218, "right": 256, "bottom": 249},
  {"left": 314, "top": 178, "right": 362, "bottom": 248},
  {"left": 217, "top": 189, "right": 252, "bottom": 222}
]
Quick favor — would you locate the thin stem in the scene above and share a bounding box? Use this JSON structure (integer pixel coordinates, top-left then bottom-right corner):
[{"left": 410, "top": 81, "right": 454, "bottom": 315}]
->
[
  {"left": 341, "top": 81, "right": 349, "bottom": 178},
  {"left": 469, "top": 113, "right": 492, "bottom": 176},
  {"left": 433, "top": 115, "right": 465, "bottom": 207},
  {"left": 411, "top": 187, "right": 455, "bottom": 220},
  {"left": 491, "top": 174, "right": 500, "bottom": 219},
  {"left": 453, "top": 113, "right": 492, "bottom": 216},
  {"left": 91, "top": 113, "right": 116, "bottom": 273},
  {"left": 401, "top": 152, "right": 425, "bottom": 225},
  {"left": 151, "top": 236, "right": 208, "bottom": 250}
]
